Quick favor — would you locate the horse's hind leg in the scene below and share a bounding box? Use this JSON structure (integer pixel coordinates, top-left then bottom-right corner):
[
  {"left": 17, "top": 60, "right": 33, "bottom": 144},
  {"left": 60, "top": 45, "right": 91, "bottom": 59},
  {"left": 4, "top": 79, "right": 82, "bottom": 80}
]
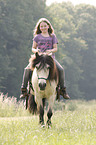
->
[
  {"left": 47, "top": 108, "right": 53, "bottom": 128},
  {"left": 28, "top": 94, "right": 37, "bottom": 114}
]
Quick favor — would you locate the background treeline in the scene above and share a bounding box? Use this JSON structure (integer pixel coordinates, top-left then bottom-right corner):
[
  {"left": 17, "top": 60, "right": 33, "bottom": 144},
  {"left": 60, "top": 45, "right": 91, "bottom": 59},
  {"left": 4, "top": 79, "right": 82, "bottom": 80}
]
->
[{"left": 0, "top": 0, "right": 96, "bottom": 100}]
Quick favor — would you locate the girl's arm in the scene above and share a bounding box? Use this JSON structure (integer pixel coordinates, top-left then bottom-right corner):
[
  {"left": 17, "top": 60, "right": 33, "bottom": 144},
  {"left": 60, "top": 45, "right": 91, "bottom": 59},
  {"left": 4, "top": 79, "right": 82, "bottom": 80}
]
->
[{"left": 32, "top": 41, "right": 39, "bottom": 54}]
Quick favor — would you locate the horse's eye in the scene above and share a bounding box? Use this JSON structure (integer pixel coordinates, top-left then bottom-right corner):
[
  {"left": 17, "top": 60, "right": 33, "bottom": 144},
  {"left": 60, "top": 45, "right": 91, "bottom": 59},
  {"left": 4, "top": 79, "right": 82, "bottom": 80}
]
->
[
  {"left": 46, "top": 64, "right": 50, "bottom": 70},
  {"left": 36, "top": 63, "right": 40, "bottom": 69},
  {"left": 36, "top": 66, "right": 39, "bottom": 69},
  {"left": 47, "top": 66, "right": 50, "bottom": 70}
]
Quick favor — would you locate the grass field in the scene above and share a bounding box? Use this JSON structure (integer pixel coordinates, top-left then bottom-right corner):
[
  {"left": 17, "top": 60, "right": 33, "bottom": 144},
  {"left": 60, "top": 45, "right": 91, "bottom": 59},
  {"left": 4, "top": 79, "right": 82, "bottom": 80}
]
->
[{"left": 0, "top": 93, "right": 96, "bottom": 145}]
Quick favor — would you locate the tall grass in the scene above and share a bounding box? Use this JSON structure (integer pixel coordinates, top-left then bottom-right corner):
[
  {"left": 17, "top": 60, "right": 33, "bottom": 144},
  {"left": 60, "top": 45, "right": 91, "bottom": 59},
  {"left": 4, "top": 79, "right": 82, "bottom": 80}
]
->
[
  {"left": 0, "top": 92, "right": 30, "bottom": 117},
  {"left": 0, "top": 92, "right": 96, "bottom": 145}
]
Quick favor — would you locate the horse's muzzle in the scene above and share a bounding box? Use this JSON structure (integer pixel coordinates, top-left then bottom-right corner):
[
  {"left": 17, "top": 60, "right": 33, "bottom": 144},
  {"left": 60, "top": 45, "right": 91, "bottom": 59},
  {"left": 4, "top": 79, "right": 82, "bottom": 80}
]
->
[{"left": 39, "top": 83, "right": 46, "bottom": 90}]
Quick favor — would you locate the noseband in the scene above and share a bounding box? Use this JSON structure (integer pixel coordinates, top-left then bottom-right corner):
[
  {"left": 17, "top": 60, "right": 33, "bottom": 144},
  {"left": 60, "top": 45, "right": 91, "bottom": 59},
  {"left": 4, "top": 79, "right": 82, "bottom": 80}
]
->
[
  {"left": 38, "top": 77, "right": 48, "bottom": 80},
  {"left": 37, "top": 73, "right": 48, "bottom": 81},
  {"left": 37, "top": 74, "right": 51, "bottom": 85}
]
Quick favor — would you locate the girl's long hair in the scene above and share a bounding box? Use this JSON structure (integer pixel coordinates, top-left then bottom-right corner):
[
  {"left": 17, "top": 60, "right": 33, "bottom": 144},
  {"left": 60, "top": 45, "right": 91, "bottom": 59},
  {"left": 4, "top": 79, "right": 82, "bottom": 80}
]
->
[{"left": 33, "top": 18, "right": 54, "bottom": 36}]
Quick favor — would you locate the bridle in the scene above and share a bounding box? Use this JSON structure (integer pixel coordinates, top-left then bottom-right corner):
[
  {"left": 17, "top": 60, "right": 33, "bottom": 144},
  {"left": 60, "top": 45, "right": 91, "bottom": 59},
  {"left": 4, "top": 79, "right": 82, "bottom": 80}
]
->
[
  {"left": 36, "top": 63, "right": 51, "bottom": 85},
  {"left": 37, "top": 73, "right": 51, "bottom": 85},
  {"left": 37, "top": 74, "right": 48, "bottom": 81}
]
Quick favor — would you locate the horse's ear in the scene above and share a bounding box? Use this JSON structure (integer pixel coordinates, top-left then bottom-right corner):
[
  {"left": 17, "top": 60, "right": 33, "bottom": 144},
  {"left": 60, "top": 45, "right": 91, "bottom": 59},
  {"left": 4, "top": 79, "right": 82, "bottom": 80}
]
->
[{"left": 35, "top": 52, "right": 39, "bottom": 58}]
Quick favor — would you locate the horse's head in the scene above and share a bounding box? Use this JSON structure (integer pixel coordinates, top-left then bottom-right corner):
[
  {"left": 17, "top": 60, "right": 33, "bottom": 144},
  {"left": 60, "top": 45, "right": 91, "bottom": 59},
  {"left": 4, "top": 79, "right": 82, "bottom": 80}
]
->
[
  {"left": 30, "top": 52, "right": 58, "bottom": 91},
  {"left": 35, "top": 62, "right": 50, "bottom": 90}
]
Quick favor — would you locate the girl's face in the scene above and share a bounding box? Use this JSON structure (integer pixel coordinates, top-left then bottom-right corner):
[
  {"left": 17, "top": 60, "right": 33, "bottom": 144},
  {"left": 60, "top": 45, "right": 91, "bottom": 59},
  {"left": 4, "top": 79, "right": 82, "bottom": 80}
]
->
[{"left": 40, "top": 22, "right": 49, "bottom": 34}]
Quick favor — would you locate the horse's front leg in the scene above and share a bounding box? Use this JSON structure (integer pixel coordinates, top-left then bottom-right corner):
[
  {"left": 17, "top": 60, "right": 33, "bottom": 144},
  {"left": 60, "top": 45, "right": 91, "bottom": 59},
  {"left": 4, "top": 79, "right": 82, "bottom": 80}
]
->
[
  {"left": 47, "top": 96, "right": 55, "bottom": 128},
  {"left": 36, "top": 97, "right": 45, "bottom": 127},
  {"left": 39, "top": 104, "right": 44, "bottom": 126},
  {"left": 47, "top": 107, "right": 53, "bottom": 128}
]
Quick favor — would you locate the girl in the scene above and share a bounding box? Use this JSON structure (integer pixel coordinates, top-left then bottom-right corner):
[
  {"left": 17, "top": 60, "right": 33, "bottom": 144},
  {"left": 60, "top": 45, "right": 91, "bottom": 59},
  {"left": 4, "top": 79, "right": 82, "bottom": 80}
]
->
[{"left": 20, "top": 18, "right": 70, "bottom": 99}]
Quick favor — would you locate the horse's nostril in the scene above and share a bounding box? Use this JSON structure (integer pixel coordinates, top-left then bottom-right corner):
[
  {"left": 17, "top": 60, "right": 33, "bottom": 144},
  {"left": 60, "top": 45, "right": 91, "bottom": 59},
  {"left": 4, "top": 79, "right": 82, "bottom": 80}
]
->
[
  {"left": 44, "top": 83, "right": 46, "bottom": 87},
  {"left": 39, "top": 83, "right": 41, "bottom": 88},
  {"left": 39, "top": 83, "right": 46, "bottom": 90}
]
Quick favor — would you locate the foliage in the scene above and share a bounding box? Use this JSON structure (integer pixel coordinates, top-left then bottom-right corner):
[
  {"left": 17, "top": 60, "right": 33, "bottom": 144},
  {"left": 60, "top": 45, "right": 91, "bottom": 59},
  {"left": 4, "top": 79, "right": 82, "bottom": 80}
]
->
[
  {"left": 0, "top": 1, "right": 96, "bottom": 99},
  {"left": 75, "top": 4, "right": 96, "bottom": 99},
  {"left": 46, "top": 3, "right": 96, "bottom": 99},
  {"left": 46, "top": 3, "right": 87, "bottom": 99},
  {"left": 0, "top": 0, "right": 46, "bottom": 98}
]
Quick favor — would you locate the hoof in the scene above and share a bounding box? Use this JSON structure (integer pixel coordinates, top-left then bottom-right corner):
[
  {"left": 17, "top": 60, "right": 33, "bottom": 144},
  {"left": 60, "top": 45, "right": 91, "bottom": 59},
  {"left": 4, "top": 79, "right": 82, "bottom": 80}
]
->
[
  {"left": 47, "top": 120, "right": 52, "bottom": 129},
  {"left": 48, "top": 124, "right": 52, "bottom": 129},
  {"left": 41, "top": 124, "right": 45, "bottom": 128},
  {"left": 40, "top": 121, "right": 45, "bottom": 128}
]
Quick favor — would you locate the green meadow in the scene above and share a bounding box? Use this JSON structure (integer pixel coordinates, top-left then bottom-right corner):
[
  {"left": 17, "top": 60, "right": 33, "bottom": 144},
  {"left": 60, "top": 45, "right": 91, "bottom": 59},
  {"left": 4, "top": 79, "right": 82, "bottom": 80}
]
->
[{"left": 0, "top": 93, "right": 96, "bottom": 145}]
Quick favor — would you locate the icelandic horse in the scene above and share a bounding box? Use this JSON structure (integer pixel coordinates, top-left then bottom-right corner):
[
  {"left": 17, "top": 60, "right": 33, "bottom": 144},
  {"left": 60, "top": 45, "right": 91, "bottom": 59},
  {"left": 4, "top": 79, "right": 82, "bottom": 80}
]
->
[{"left": 28, "top": 52, "right": 59, "bottom": 127}]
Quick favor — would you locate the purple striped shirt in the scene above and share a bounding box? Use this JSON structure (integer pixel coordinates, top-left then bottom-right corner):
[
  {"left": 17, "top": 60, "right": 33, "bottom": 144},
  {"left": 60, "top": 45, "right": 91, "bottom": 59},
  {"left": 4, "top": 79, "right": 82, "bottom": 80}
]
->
[{"left": 33, "top": 34, "right": 58, "bottom": 58}]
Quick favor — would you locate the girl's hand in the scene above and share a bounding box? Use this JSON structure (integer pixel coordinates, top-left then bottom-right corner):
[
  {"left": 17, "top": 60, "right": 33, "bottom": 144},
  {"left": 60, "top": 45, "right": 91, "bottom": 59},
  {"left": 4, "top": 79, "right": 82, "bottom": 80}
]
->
[
  {"left": 38, "top": 50, "right": 44, "bottom": 55},
  {"left": 37, "top": 49, "right": 40, "bottom": 53},
  {"left": 45, "top": 50, "right": 52, "bottom": 54},
  {"left": 45, "top": 50, "right": 52, "bottom": 56}
]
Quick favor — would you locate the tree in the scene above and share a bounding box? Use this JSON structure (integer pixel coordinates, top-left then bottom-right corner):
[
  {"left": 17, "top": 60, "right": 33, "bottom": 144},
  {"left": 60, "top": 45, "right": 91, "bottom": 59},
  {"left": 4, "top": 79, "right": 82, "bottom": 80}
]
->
[
  {"left": 1, "top": 1, "right": 96, "bottom": 100},
  {"left": 75, "top": 4, "right": 96, "bottom": 99},
  {"left": 0, "top": 0, "right": 46, "bottom": 98},
  {"left": 46, "top": 2, "right": 87, "bottom": 99}
]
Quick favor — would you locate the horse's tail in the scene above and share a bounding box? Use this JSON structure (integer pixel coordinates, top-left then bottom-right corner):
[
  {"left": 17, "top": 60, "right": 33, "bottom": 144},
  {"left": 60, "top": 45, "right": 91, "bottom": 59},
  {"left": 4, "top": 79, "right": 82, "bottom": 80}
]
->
[{"left": 28, "top": 94, "right": 37, "bottom": 114}]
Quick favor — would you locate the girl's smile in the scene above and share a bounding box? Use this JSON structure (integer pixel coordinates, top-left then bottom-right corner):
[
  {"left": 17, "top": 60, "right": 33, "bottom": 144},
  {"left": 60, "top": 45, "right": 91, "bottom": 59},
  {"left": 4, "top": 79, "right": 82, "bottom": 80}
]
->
[{"left": 40, "top": 22, "right": 49, "bottom": 34}]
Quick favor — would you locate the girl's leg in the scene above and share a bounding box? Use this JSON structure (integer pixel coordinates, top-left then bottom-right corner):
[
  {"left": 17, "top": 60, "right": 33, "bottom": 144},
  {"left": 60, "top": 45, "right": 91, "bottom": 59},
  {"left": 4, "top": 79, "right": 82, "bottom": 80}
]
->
[
  {"left": 54, "top": 59, "right": 70, "bottom": 99},
  {"left": 20, "top": 64, "right": 32, "bottom": 98},
  {"left": 54, "top": 59, "right": 65, "bottom": 88}
]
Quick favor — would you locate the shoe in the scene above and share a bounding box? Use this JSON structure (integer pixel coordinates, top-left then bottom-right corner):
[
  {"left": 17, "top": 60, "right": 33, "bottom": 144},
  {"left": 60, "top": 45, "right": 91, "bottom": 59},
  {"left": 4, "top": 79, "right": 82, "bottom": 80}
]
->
[
  {"left": 60, "top": 88, "right": 70, "bottom": 99},
  {"left": 20, "top": 94, "right": 24, "bottom": 99},
  {"left": 63, "top": 93, "right": 70, "bottom": 99},
  {"left": 20, "top": 88, "right": 27, "bottom": 99}
]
